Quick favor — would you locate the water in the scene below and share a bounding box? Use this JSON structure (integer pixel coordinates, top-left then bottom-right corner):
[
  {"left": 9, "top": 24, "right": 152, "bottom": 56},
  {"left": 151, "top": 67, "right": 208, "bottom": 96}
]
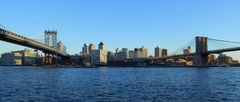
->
[{"left": 0, "top": 67, "right": 240, "bottom": 102}]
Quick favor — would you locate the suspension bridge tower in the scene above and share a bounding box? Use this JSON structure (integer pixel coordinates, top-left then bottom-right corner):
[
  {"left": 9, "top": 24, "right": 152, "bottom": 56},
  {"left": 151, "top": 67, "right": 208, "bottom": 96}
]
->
[
  {"left": 44, "top": 30, "right": 57, "bottom": 48},
  {"left": 195, "top": 36, "right": 208, "bottom": 66},
  {"left": 44, "top": 30, "right": 58, "bottom": 65}
]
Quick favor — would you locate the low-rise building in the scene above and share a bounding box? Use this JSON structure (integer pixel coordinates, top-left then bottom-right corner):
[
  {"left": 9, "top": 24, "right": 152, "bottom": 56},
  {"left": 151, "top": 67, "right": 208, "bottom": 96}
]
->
[
  {"left": 0, "top": 51, "right": 22, "bottom": 65},
  {"left": 217, "top": 54, "right": 233, "bottom": 65},
  {"left": 0, "top": 48, "right": 38, "bottom": 66}
]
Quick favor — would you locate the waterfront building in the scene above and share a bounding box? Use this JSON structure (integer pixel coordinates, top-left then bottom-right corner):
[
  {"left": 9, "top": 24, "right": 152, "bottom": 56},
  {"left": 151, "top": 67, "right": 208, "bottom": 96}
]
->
[
  {"left": 90, "top": 42, "right": 108, "bottom": 65},
  {"left": 0, "top": 51, "right": 22, "bottom": 65},
  {"left": 216, "top": 54, "right": 233, "bottom": 65},
  {"left": 0, "top": 48, "right": 38, "bottom": 65},
  {"left": 115, "top": 48, "right": 129, "bottom": 61},
  {"left": 183, "top": 46, "right": 192, "bottom": 54},
  {"left": 208, "top": 54, "right": 216, "bottom": 65},
  {"left": 20, "top": 48, "right": 38, "bottom": 65},
  {"left": 154, "top": 46, "right": 162, "bottom": 58},
  {"left": 115, "top": 52, "right": 124, "bottom": 61},
  {"left": 134, "top": 46, "right": 148, "bottom": 59},
  {"left": 162, "top": 48, "right": 169, "bottom": 57}
]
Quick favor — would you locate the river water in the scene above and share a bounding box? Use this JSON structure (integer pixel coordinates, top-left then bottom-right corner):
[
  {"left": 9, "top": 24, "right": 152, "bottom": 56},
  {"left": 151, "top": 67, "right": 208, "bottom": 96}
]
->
[{"left": 0, "top": 67, "right": 240, "bottom": 101}]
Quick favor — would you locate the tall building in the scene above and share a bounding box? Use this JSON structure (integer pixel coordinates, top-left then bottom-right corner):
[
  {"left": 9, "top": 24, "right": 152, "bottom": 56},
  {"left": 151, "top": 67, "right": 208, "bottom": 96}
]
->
[
  {"left": 57, "top": 41, "right": 66, "bottom": 53},
  {"left": 82, "top": 43, "right": 89, "bottom": 55},
  {"left": 90, "top": 42, "right": 108, "bottom": 65},
  {"left": 134, "top": 46, "right": 148, "bottom": 59},
  {"left": 98, "top": 42, "right": 105, "bottom": 50},
  {"left": 107, "top": 51, "right": 115, "bottom": 63},
  {"left": 162, "top": 49, "right": 169, "bottom": 57},
  {"left": 129, "top": 50, "right": 136, "bottom": 60},
  {"left": 89, "top": 43, "right": 95, "bottom": 54},
  {"left": 183, "top": 46, "right": 192, "bottom": 54},
  {"left": 122, "top": 48, "right": 129, "bottom": 60},
  {"left": 155, "top": 46, "right": 162, "bottom": 58}
]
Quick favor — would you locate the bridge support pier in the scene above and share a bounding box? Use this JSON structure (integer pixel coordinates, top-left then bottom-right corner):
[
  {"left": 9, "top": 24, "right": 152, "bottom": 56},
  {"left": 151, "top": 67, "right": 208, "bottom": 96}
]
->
[{"left": 195, "top": 36, "right": 208, "bottom": 66}]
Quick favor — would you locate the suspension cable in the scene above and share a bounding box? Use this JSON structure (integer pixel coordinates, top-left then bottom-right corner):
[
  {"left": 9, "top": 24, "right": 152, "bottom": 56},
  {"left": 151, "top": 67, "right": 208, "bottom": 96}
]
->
[
  {"left": 171, "top": 39, "right": 195, "bottom": 55},
  {"left": 208, "top": 38, "right": 240, "bottom": 44}
]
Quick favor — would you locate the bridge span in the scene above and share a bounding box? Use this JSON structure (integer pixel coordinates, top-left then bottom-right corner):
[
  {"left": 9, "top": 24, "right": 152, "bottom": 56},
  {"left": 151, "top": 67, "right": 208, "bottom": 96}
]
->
[
  {"left": 152, "top": 36, "right": 240, "bottom": 66},
  {"left": 0, "top": 28, "right": 68, "bottom": 57}
]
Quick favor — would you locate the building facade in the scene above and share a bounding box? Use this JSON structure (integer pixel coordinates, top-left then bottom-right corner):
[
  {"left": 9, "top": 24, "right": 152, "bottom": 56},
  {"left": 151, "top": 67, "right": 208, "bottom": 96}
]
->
[
  {"left": 134, "top": 46, "right": 148, "bottom": 59},
  {"left": 0, "top": 52, "right": 22, "bottom": 65},
  {"left": 90, "top": 42, "right": 108, "bottom": 65},
  {"left": 0, "top": 48, "right": 38, "bottom": 66},
  {"left": 57, "top": 41, "right": 66, "bottom": 53},
  {"left": 162, "top": 49, "right": 169, "bottom": 57},
  {"left": 155, "top": 46, "right": 162, "bottom": 58},
  {"left": 183, "top": 46, "right": 192, "bottom": 54}
]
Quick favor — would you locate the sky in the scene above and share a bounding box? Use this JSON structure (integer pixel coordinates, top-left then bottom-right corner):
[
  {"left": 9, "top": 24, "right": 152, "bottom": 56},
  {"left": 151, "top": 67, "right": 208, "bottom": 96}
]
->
[{"left": 1, "top": 0, "right": 240, "bottom": 57}]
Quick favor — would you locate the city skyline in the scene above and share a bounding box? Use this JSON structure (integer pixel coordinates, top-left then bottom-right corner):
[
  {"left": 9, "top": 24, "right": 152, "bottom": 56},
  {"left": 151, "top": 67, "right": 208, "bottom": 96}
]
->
[{"left": 1, "top": 0, "right": 240, "bottom": 58}]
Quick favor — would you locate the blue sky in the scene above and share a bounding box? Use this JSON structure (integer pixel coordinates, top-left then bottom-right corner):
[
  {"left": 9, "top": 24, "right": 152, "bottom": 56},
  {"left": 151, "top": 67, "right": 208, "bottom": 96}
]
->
[{"left": 1, "top": 0, "right": 240, "bottom": 56}]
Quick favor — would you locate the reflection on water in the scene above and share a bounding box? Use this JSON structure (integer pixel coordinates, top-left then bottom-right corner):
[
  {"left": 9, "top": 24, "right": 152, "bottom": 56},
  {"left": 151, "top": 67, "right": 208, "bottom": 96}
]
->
[{"left": 0, "top": 67, "right": 240, "bottom": 101}]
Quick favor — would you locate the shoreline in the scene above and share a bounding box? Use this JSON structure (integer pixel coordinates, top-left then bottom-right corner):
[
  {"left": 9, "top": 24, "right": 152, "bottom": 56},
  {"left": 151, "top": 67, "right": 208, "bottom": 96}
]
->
[{"left": 0, "top": 65, "right": 240, "bottom": 68}]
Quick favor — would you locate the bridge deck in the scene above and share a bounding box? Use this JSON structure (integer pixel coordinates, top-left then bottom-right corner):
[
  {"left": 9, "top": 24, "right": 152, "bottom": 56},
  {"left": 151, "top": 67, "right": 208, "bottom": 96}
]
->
[{"left": 0, "top": 28, "right": 68, "bottom": 57}]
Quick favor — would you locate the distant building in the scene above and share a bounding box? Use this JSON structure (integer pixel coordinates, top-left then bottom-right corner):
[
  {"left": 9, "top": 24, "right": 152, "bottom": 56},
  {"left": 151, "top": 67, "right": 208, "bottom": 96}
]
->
[
  {"left": 122, "top": 48, "right": 129, "bottom": 60},
  {"left": 57, "top": 41, "right": 66, "bottom": 53},
  {"left": 217, "top": 54, "right": 233, "bottom": 65},
  {"left": 0, "top": 48, "right": 38, "bottom": 65},
  {"left": 20, "top": 48, "right": 38, "bottom": 65},
  {"left": 208, "top": 54, "right": 216, "bottom": 65},
  {"left": 0, "top": 52, "right": 22, "bottom": 65},
  {"left": 129, "top": 50, "right": 136, "bottom": 60},
  {"left": 155, "top": 46, "right": 162, "bottom": 58},
  {"left": 98, "top": 42, "right": 105, "bottom": 50},
  {"left": 82, "top": 43, "right": 89, "bottom": 55},
  {"left": 115, "top": 48, "right": 120, "bottom": 53},
  {"left": 183, "top": 46, "right": 192, "bottom": 54},
  {"left": 162, "top": 49, "right": 169, "bottom": 57},
  {"left": 107, "top": 51, "right": 115, "bottom": 63},
  {"left": 115, "top": 48, "right": 129, "bottom": 61},
  {"left": 115, "top": 52, "right": 123, "bottom": 61},
  {"left": 90, "top": 42, "right": 108, "bottom": 65},
  {"left": 134, "top": 46, "right": 148, "bottom": 59},
  {"left": 89, "top": 43, "right": 95, "bottom": 54}
]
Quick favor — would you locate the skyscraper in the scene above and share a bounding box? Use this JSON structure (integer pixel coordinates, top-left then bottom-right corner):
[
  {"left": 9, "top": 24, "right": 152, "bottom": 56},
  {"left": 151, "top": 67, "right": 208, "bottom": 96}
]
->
[
  {"left": 89, "top": 43, "right": 95, "bottom": 54},
  {"left": 57, "top": 41, "right": 66, "bottom": 53},
  {"left": 122, "top": 48, "right": 129, "bottom": 60},
  {"left": 155, "top": 46, "right": 162, "bottom": 58},
  {"left": 162, "top": 48, "right": 169, "bottom": 57},
  {"left": 98, "top": 42, "right": 105, "bottom": 50},
  {"left": 82, "top": 43, "right": 89, "bottom": 55}
]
